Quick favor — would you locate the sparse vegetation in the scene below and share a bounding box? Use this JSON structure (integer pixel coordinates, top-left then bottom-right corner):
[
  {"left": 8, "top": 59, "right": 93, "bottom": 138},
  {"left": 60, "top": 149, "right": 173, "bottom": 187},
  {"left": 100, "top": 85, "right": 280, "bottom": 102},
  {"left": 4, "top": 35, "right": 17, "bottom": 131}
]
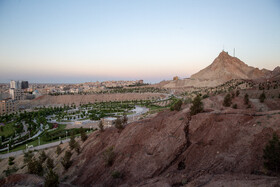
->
[
  {"left": 39, "top": 150, "right": 48, "bottom": 163},
  {"left": 69, "top": 133, "right": 77, "bottom": 150},
  {"left": 111, "top": 170, "right": 122, "bottom": 179},
  {"left": 98, "top": 120, "right": 104, "bottom": 132},
  {"left": 102, "top": 146, "right": 115, "bottom": 166},
  {"left": 236, "top": 90, "right": 240, "bottom": 96},
  {"left": 190, "top": 95, "right": 203, "bottom": 116},
  {"left": 61, "top": 150, "right": 73, "bottom": 170},
  {"left": 3, "top": 166, "right": 18, "bottom": 176},
  {"left": 263, "top": 133, "right": 280, "bottom": 173},
  {"left": 24, "top": 151, "right": 34, "bottom": 164},
  {"left": 122, "top": 114, "right": 128, "bottom": 125},
  {"left": 80, "top": 127, "right": 87, "bottom": 142},
  {"left": 75, "top": 142, "right": 81, "bottom": 154},
  {"left": 223, "top": 93, "right": 232, "bottom": 107},
  {"left": 178, "top": 161, "right": 185, "bottom": 170},
  {"left": 170, "top": 99, "right": 183, "bottom": 111},
  {"left": 8, "top": 157, "right": 15, "bottom": 165},
  {"left": 27, "top": 158, "right": 43, "bottom": 176},
  {"left": 44, "top": 169, "right": 59, "bottom": 187},
  {"left": 115, "top": 118, "right": 124, "bottom": 130},
  {"left": 56, "top": 146, "right": 62, "bottom": 155},
  {"left": 259, "top": 92, "right": 266, "bottom": 103},
  {"left": 244, "top": 93, "right": 249, "bottom": 105},
  {"left": 46, "top": 157, "right": 54, "bottom": 169}
]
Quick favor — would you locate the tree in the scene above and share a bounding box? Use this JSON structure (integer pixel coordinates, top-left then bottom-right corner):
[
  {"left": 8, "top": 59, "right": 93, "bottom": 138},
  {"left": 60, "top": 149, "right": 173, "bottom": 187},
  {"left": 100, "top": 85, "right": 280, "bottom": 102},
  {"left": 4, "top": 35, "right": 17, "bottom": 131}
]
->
[
  {"left": 236, "top": 90, "right": 240, "bottom": 97},
  {"left": 61, "top": 151, "right": 72, "bottom": 170},
  {"left": 56, "top": 146, "right": 62, "bottom": 155},
  {"left": 231, "top": 92, "right": 235, "bottom": 98},
  {"left": 24, "top": 151, "right": 33, "bottom": 164},
  {"left": 102, "top": 146, "right": 115, "bottom": 166},
  {"left": 44, "top": 169, "right": 59, "bottom": 187},
  {"left": 173, "top": 99, "right": 183, "bottom": 111},
  {"left": 122, "top": 114, "right": 128, "bottom": 125},
  {"left": 244, "top": 93, "right": 249, "bottom": 105},
  {"left": 223, "top": 93, "right": 232, "bottom": 107},
  {"left": 8, "top": 157, "right": 15, "bottom": 166},
  {"left": 39, "top": 151, "right": 48, "bottom": 163},
  {"left": 46, "top": 157, "right": 54, "bottom": 169},
  {"left": 69, "top": 133, "right": 76, "bottom": 150},
  {"left": 190, "top": 95, "right": 203, "bottom": 116},
  {"left": 80, "top": 127, "right": 87, "bottom": 142},
  {"left": 75, "top": 142, "right": 81, "bottom": 154},
  {"left": 259, "top": 92, "right": 266, "bottom": 103},
  {"left": 263, "top": 133, "right": 280, "bottom": 173},
  {"left": 98, "top": 120, "right": 104, "bottom": 132},
  {"left": 170, "top": 99, "right": 183, "bottom": 111},
  {"left": 115, "top": 118, "right": 124, "bottom": 130},
  {"left": 27, "top": 158, "right": 43, "bottom": 176},
  {"left": 111, "top": 170, "right": 123, "bottom": 179}
]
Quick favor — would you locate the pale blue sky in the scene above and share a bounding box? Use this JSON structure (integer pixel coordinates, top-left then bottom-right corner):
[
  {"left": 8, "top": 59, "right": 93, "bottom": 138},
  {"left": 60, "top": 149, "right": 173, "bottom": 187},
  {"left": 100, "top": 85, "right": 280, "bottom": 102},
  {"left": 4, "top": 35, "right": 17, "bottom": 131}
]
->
[{"left": 0, "top": 0, "right": 279, "bottom": 83}]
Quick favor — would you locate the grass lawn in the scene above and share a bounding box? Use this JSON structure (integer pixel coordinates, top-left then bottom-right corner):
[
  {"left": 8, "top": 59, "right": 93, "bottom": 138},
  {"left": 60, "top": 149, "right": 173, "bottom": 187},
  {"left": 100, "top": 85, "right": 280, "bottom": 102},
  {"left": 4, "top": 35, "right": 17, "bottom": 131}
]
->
[
  {"left": 1, "top": 129, "right": 95, "bottom": 154},
  {"left": 0, "top": 122, "right": 15, "bottom": 137},
  {"left": 0, "top": 124, "right": 67, "bottom": 154}
]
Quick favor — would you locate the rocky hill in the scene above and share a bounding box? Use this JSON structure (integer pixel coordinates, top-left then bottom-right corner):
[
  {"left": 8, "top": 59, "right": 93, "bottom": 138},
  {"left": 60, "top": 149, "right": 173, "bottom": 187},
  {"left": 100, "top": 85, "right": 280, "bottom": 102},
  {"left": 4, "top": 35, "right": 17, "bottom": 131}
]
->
[
  {"left": 154, "top": 51, "right": 275, "bottom": 88},
  {"left": 2, "top": 92, "right": 280, "bottom": 186},
  {"left": 191, "top": 51, "right": 271, "bottom": 81},
  {"left": 67, "top": 95, "right": 280, "bottom": 186},
  {"left": 270, "top": 66, "right": 280, "bottom": 80}
]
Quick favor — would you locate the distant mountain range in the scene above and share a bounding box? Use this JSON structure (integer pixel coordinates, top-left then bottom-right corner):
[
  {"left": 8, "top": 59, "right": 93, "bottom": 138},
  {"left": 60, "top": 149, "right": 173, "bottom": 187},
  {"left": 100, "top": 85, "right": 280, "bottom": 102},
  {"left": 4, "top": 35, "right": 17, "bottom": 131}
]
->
[{"left": 156, "top": 51, "right": 280, "bottom": 88}]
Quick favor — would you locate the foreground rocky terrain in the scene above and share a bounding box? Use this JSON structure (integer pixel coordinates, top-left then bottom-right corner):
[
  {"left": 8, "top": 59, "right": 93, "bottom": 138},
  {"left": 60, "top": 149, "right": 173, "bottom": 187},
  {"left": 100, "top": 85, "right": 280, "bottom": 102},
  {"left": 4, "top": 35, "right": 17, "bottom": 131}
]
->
[{"left": 1, "top": 89, "right": 279, "bottom": 186}]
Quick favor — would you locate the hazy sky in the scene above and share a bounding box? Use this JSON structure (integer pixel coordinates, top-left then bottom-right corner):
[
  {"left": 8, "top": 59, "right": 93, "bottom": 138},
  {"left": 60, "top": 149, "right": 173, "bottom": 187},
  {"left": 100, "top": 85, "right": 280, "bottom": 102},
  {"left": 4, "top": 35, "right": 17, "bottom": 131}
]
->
[{"left": 0, "top": 0, "right": 279, "bottom": 83}]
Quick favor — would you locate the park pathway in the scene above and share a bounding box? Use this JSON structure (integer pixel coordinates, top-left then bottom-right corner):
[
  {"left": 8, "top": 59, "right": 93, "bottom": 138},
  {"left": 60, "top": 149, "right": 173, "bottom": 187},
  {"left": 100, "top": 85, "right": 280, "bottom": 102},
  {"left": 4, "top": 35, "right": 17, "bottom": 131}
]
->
[{"left": 0, "top": 138, "right": 70, "bottom": 159}]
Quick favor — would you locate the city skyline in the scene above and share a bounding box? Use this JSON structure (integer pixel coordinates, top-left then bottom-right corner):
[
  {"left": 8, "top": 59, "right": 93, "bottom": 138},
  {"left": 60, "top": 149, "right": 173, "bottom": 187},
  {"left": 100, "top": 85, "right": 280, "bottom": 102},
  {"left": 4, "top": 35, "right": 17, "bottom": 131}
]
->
[{"left": 0, "top": 0, "right": 280, "bottom": 83}]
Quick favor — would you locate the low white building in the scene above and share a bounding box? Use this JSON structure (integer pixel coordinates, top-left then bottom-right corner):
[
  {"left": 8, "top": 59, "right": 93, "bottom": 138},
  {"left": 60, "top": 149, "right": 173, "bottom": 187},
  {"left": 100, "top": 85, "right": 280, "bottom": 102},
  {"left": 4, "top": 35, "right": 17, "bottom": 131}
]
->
[{"left": 101, "top": 117, "right": 117, "bottom": 127}]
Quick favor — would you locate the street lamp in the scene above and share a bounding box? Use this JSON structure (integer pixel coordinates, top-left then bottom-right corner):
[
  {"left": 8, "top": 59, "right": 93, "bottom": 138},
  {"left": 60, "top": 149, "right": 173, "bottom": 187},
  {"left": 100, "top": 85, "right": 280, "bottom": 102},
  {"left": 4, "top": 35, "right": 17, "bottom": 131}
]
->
[
  {"left": 7, "top": 144, "right": 9, "bottom": 153},
  {"left": 66, "top": 131, "right": 68, "bottom": 140}
]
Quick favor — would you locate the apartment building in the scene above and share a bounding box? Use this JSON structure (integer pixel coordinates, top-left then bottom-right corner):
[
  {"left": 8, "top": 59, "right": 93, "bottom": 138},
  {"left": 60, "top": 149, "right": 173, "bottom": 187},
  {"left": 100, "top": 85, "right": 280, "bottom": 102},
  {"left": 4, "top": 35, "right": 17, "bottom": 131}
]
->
[
  {"left": 9, "top": 88, "right": 24, "bottom": 100},
  {"left": 0, "top": 98, "right": 18, "bottom": 115}
]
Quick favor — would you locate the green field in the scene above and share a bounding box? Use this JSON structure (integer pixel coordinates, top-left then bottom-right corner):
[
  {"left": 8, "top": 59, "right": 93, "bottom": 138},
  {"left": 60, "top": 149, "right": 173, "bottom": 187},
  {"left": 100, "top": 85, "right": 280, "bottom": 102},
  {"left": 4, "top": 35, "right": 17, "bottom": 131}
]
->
[{"left": 0, "top": 123, "right": 15, "bottom": 137}]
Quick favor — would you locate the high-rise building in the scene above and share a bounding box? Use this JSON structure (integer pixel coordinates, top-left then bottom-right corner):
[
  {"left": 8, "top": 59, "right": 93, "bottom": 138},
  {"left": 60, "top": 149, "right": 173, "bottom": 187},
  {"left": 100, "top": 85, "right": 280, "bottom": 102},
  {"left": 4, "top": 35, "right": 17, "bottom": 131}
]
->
[
  {"left": 21, "top": 81, "right": 29, "bottom": 89},
  {"left": 10, "top": 80, "right": 21, "bottom": 89}
]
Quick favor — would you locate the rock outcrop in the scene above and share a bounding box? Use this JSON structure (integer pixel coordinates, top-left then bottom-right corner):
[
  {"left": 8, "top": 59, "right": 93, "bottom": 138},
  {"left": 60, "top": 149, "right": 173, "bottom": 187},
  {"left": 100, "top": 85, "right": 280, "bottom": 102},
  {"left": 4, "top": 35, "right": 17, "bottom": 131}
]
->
[
  {"left": 63, "top": 96, "right": 280, "bottom": 186},
  {"left": 191, "top": 51, "right": 271, "bottom": 81}
]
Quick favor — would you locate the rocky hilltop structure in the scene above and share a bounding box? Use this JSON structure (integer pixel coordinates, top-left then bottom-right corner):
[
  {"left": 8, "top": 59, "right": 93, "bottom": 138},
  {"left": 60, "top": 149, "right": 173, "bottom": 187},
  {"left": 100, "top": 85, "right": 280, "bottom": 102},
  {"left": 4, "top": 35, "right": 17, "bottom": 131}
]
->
[
  {"left": 191, "top": 51, "right": 270, "bottom": 81},
  {"left": 156, "top": 51, "right": 277, "bottom": 88}
]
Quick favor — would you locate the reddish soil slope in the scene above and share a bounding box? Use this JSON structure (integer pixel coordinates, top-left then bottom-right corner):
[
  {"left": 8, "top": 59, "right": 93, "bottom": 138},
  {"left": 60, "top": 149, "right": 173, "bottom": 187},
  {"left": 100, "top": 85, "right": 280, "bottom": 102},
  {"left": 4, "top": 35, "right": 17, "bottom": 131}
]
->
[{"left": 62, "top": 97, "right": 280, "bottom": 186}]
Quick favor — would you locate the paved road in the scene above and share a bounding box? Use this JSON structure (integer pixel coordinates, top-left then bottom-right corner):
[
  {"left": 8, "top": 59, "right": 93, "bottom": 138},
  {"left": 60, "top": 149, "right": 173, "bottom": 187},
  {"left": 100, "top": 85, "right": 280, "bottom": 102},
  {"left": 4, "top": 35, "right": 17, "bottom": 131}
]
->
[
  {"left": 0, "top": 138, "right": 70, "bottom": 159},
  {"left": 0, "top": 124, "right": 44, "bottom": 152}
]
